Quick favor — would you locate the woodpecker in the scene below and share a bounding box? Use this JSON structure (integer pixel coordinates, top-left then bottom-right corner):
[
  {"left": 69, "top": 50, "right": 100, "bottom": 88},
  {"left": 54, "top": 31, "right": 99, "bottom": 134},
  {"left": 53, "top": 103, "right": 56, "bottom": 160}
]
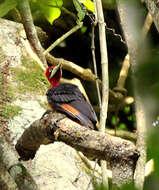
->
[{"left": 45, "top": 64, "right": 98, "bottom": 130}]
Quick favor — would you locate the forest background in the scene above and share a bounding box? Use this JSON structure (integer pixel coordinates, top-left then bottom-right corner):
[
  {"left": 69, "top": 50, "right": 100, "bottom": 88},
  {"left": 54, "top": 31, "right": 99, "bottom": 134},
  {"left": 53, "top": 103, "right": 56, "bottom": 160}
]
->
[{"left": 0, "top": 0, "right": 159, "bottom": 190}]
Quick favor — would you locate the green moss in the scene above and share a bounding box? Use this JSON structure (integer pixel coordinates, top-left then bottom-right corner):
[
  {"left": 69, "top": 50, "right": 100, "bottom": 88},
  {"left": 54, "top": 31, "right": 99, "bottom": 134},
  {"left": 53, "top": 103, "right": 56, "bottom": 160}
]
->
[
  {"left": 11, "top": 57, "right": 49, "bottom": 94},
  {"left": 0, "top": 71, "right": 20, "bottom": 119},
  {"left": 7, "top": 85, "right": 16, "bottom": 101},
  {"left": 0, "top": 72, "right": 2, "bottom": 101},
  {"left": 0, "top": 47, "right": 7, "bottom": 62},
  {"left": 0, "top": 57, "right": 48, "bottom": 120},
  {"left": 0, "top": 72, "right": 15, "bottom": 101},
  {"left": 2, "top": 104, "right": 22, "bottom": 119}
]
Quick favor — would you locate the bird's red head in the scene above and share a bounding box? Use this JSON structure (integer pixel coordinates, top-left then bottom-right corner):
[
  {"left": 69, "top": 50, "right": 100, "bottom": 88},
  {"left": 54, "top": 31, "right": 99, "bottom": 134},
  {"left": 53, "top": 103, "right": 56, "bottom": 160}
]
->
[{"left": 45, "top": 64, "right": 62, "bottom": 88}]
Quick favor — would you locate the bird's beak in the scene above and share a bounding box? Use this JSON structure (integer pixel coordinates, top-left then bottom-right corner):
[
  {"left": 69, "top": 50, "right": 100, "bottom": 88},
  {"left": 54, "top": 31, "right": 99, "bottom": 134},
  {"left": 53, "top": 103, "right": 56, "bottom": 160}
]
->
[{"left": 49, "top": 63, "right": 62, "bottom": 79}]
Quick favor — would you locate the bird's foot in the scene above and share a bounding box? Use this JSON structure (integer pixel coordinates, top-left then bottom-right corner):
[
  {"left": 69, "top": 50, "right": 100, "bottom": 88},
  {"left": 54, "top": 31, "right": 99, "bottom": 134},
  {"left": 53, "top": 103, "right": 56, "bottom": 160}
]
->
[{"left": 40, "top": 110, "right": 52, "bottom": 120}]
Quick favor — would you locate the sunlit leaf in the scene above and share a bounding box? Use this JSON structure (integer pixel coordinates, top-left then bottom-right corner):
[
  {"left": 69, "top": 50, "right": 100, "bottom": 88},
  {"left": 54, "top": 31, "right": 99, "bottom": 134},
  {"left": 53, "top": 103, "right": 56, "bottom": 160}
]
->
[
  {"left": 111, "top": 116, "right": 119, "bottom": 125},
  {"left": 79, "top": 0, "right": 94, "bottom": 12},
  {"left": 118, "top": 123, "right": 127, "bottom": 130},
  {"left": 73, "top": 0, "right": 85, "bottom": 21},
  {"left": 38, "top": 0, "right": 63, "bottom": 24},
  {"left": 0, "top": 0, "right": 17, "bottom": 18},
  {"left": 124, "top": 106, "right": 130, "bottom": 114},
  {"left": 81, "top": 26, "right": 87, "bottom": 34}
]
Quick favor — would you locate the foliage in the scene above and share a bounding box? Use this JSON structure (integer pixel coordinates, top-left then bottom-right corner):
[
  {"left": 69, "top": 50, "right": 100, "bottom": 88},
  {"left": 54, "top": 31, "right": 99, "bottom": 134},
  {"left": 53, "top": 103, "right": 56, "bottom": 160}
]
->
[
  {"left": 0, "top": 0, "right": 17, "bottom": 17},
  {"left": 0, "top": 0, "right": 95, "bottom": 24},
  {"left": 38, "top": 0, "right": 63, "bottom": 24},
  {"left": 2, "top": 104, "right": 22, "bottom": 119},
  {"left": 36, "top": 0, "right": 94, "bottom": 23},
  {"left": 73, "top": 0, "right": 85, "bottom": 22},
  {"left": 78, "top": 0, "right": 94, "bottom": 12}
]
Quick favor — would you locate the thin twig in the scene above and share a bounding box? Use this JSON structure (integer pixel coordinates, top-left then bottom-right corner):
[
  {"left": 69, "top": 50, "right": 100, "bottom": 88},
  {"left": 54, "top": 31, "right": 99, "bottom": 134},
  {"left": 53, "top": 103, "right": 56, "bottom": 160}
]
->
[
  {"left": 95, "top": 0, "right": 109, "bottom": 188},
  {"left": 87, "top": 21, "right": 103, "bottom": 190},
  {"left": 91, "top": 24, "right": 101, "bottom": 107},
  {"left": 44, "top": 22, "right": 83, "bottom": 55},
  {"left": 17, "top": 0, "right": 47, "bottom": 67}
]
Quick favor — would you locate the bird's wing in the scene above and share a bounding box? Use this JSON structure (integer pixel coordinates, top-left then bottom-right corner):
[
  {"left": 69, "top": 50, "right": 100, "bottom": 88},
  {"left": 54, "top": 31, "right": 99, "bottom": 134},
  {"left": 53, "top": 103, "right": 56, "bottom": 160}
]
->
[{"left": 46, "top": 83, "right": 97, "bottom": 130}]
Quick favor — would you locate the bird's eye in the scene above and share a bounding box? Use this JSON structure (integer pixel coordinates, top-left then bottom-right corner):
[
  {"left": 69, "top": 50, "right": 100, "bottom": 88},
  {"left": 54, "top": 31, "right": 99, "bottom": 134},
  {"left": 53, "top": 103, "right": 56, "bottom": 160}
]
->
[{"left": 49, "top": 68, "right": 53, "bottom": 72}]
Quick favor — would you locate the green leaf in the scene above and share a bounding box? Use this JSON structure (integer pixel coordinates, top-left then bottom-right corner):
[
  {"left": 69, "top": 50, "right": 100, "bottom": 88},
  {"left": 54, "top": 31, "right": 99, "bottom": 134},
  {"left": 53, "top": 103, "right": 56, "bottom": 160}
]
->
[
  {"left": 124, "top": 106, "right": 130, "bottom": 114},
  {"left": 0, "top": 0, "right": 17, "bottom": 18},
  {"left": 118, "top": 123, "right": 127, "bottom": 130},
  {"left": 38, "top": 0, "right": 63, "bottom": 24},
  {"left": 79, "top": 0, "right": 94, "bottom": 13},
  {"left": 73, "top": 0, "right": 85, "bottom": 21},
  {"left": 81, "top": 26, "right": 87, "bottom": 34}
]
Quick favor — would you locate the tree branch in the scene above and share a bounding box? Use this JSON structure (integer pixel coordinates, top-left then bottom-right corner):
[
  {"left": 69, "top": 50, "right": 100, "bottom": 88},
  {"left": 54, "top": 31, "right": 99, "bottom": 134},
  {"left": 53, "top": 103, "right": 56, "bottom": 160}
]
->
[
  {"left": 95, "top": 0, "right": 109, "bottom": 187},
  {"left": 46, "top": 53, "right": 97, "bottom": 82},
  {"left": 91, "top": 24, "right": 101, "bottom": 107},
  {"left": 44, "top": 22, "right": 83, "bottom": 55},
  {"left": 15, "top": 112, "right": 139, "bottom": 186}
]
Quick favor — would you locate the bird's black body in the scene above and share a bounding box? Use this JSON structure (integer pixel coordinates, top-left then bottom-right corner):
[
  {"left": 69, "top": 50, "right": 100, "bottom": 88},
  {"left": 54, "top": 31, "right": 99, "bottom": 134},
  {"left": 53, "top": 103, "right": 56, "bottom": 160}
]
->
[{"left": 46, "top": 83, "right": 97, "bottom": 130}]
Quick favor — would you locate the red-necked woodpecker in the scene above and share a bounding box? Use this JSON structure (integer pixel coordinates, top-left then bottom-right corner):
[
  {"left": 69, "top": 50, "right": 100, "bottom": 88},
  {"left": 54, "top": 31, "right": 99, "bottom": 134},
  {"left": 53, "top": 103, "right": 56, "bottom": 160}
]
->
[{"left": 45, "top": 64, "right": 98, "bottom": 130}]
